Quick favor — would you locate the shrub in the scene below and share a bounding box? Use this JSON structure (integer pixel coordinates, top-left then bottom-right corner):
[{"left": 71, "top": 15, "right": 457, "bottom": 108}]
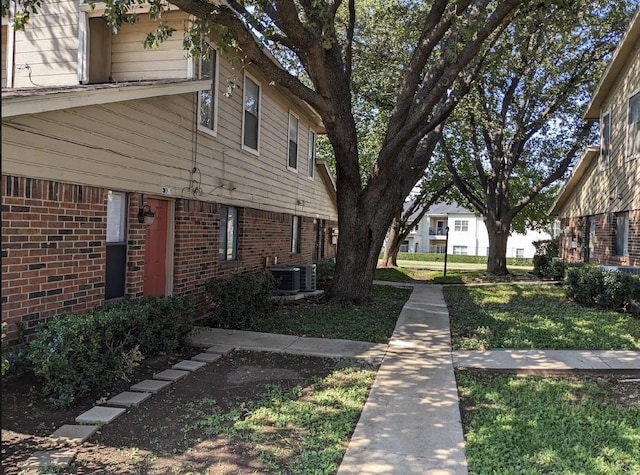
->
[
  {"left": 205, "top": 271, "right": 275, "bottom": 329},
  {"left": 566, "top": 266, "right": 640, "bottom": 314},
  {"left": 1, "top": 322, "right": 9, "bottom": 377},
  {"left": 316, "top": 258, "right": 336, "bottom": 289},
  {"left": 532, "top": 237, "right": 563, "bottom": 279},
  {"left": 26, "top": 295, "right": 195, "bottom": 407}
]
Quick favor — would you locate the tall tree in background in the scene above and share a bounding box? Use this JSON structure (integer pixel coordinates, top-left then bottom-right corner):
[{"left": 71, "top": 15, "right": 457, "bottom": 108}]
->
[
  {"left": 440, "top": 0, "right": 635, "bottom": 275},
  {"left": 5, "top": 0, "right": 560, "bottom": 301}
]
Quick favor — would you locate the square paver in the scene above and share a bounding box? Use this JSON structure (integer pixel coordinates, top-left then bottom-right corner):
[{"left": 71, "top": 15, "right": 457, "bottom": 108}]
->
[
  {"left": 206, "top": 345, "right": 235, "bottom": 355},
  {"left": 172, "top": 360, "right": 207, "bottom": 371},
  {"left": 153, "top": 369, "right": 189, "bottom": 381},
  {"left": 23, "top": 449, "right": 77, "bottom": 470},
  {"left": 50, "top": 425, "right": 99, "bottom": 443},
  {"left": 130, "top": 379, "right": 172, "bottom": 393},
  {"left": 192, "top": 352, "right": 222, "bottom": 363},
  {"left": 75, "top": 406, "right": 126, "bottom": 424},
  {"left": 106, "top": 391, "right": 152, "bottom": 407}
]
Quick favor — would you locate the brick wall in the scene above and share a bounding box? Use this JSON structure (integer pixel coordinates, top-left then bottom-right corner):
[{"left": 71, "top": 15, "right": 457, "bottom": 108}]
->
[
  {"left": 2, "top": 174, "right": 338, "bottom": 343},
  {"left": 560, "top": 209, "right": 639, "bottom": 266},
  {"left": 1, "top": 175, "right": 107, "bottom": 342}
]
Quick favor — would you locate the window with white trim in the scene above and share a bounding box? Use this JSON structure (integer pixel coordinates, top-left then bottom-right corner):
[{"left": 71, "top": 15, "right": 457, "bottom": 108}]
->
[
  {"left": 308, "top": 130, "right": 316, "bottom": 178},
  {"left": 454, "top": 220, "right": 469, "bottom": 232},
  {"left": 516, "top": 248, "right": 524, "bottom": 259},
  {"left": 627, "top": 91, "right": 640, "bottom": 160},
  {"left": 616, "top": 211, "right": 629, "bottom": 256},
  {"left": 601, "top": 111, "right": 611, "bottom": 169},
  {"left": 288, "top": 112, "right": 299, "bottom": 170},
  {"left": 198, "top": 47, "right": 218, "bottom": 134},
  {"left": 219, "top": 206, "right": 238, "bottom": 261},
  {"left": 291, "top": 216, "right": 301, "bottom": 253},
  {"left": 453, "top": 246, "right": 468, "bottom": 255},
  {"left": 242, "top": 74, "right": 260, "bottom": 152}
]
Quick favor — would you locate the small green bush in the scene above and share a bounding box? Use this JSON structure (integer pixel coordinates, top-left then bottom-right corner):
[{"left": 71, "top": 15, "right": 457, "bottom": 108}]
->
[
  {"left": 316, "top": 258, "right": 336, "bottom": 289},
  {"left": 205, "top": 271, "right": 275, "bottom": 329},
  {"left": 26, "top": 295, "right": 195, "bottom": 407},
  {"left": 566, "top": 266, "right": 640, "bottom": 314},
  {"left": 532, "top": 238, "right": 563, "bottom": 279}
]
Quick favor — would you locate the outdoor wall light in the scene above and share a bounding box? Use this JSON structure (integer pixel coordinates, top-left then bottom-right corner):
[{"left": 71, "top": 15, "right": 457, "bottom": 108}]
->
[{"left": 138, "top": 205, "right": 156, "bottom": 226}]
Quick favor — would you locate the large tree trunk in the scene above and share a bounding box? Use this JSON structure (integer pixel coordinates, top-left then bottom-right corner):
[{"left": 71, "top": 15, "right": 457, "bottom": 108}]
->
[
  {"left": 485, "top": 219, "right": 511, "bottom": 275},
  {"left": 381, "top": 214, "right": 402, "bottom": 267}
]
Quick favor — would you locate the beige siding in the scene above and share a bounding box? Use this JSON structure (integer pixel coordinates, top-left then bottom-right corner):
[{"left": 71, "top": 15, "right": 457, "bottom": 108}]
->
[
  {"left": 2, "top": 64, "right": 336, "bottom": 220},
  {"left": 559, "top": 39, "right": 640, "bottom": 218},
  {"left": 1, "top": 25, "right": 7, "bottom": 87},
  {"left": 110, "top": 12, "right": 190, "bottom": 81},
  {"left": 12, "top": 0, "right": 78, "bottom": 88}
]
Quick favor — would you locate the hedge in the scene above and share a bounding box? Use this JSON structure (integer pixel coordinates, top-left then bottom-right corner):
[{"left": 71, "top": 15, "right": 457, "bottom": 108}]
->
[{"left": 565, "top": 265, "right": 640, "bottom": 315}]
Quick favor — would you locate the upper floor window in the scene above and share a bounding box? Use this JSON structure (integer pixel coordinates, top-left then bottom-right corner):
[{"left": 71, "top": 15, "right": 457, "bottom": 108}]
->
[
  {"left": 243, "top": 74, "right": 260, "bottom": 153},
  {"left": 219, "top": 205, "right": 238, "bottom": 261},
  {"left": 198, "top": 48, "right": 218, "bottom": 134},
  {"left": 308, "top": 130, "right": 316, "bottom": 179},
  {"left": 288, "top": 112, "right": 299, "bottom": 170},
  {"left": 454, "top": 220, "right": 468, "bottom": 232},
  {"left": 601, "top": 111, "right": 611, "bottom": 168},
  {"left": 627, "top": 91, "right": 640, "bottom": 160}
]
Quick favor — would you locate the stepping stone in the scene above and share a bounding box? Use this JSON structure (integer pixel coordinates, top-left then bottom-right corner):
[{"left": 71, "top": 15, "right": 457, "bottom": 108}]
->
[
  {"left": 172, "top": 360, "right": 206, "bottom": 371},
  {"left": 75, "top": 406, "right": 126, "bottom": 424},
  {"left": 206, "top": 344, "right": 235, "bottom": 355},
  {"left": 106, "top": 391, "right": 152, "bottom": 407},
  {"left": 130, "top": 379, "right": 172, "bottom": 393},
  {"left": 153, "top": 369, "right": 189, "bottom": 381},
  {"left": 192, "top": 352, "right": 222, "bottom": 363},
  {"left": 23, "top": 449, "right": 77, "bottom": 470},
  {"left": 50, "top": 425, "right": 99, "bottom": 443}
]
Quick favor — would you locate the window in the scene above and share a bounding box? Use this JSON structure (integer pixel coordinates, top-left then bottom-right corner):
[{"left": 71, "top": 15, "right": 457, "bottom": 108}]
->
[
  {"left": 516, "top": 248, "right": 524, "bottom": 259},
  {"left": 291, "top": 216, "right": 301, "bottom": 253},
  {"left": 198, "top": 48, "right": 218, "bottom": 133},
  {"left": 627, "top": 91, "right": 640, "bottom": 160},
  {"left": 288, "top": 113, "right": 299, "bottom": 170},
  {"left": 105, "top": 191, "right": 127, "bottom": 300},
  {"left": 453, "top": 246, "right": 468, "bottom": 255},
  {"left": 243, "top": 74, "right": 260, "bottom": 152},
  {"left": 308, "top": 130, "right": 316, "bottom": 178},
  {"left": 616, "top": 212, "right": 629, "bottom": 256},
  {"left": 454, "top": 220, "right": 469, "bottom": 232},
  {"left": 219, "top": 206, "right": 238, "bottom": 261},
  {"left": 601, "top": 111, "right": 611, "bottom": 168}
]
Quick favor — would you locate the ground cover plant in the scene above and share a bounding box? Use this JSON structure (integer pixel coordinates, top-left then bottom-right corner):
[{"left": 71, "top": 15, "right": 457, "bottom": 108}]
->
[
  {"left": 457, "top": 370, "right": 640, "bottom": 475},
  {"left": 246, "top": 285, "right": 411, "bottom": 343},
  {"left": 444, "top": 284, "right": 640, "bottom": 350}
]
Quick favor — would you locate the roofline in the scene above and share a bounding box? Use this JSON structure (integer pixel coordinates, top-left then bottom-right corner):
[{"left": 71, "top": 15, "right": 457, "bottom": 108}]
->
[
  {"left": 584, "top": 9, "right": 640, "bottom": 119},
  {"left": 549, "top": 146, "right": 600, "bottom": 215},
  {"left": 1, "top": 79, "right": 210, "bottom": 118}
]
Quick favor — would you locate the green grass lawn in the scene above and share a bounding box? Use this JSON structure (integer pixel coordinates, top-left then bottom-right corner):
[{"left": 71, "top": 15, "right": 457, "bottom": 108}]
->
[
  {"left": 182, "top": 365, "right": 376, "bottom": 474},
  {"left": 247, "top": 285, "right": 412, "bottom": 343},
  {"left": 375, "top": 265, "right": 536, "bottom": 284},
  {"left": 444, "top": 284, "right": 640, "bottom": 350},
  {"left": 457, "top": 370, "right": 640, "bottom": 475}
]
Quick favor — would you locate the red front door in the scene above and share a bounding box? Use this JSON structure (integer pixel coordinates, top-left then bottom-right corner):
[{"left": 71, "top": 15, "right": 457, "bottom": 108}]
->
[{"left": 144, "top": 198, "right": 168, "bottom": 296}]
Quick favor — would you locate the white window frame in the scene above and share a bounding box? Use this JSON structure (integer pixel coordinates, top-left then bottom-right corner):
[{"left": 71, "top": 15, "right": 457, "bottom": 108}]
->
[
  {"left": 515, "top": 248, "right": 524, "bottom": 259},
  {"left": 291, "top": 216, "right": 301, "bottom": 253},
  {"left": 308, "top": 130, "right": 316, "bottom": 179},
  {"left": 454, "top": 220, "right": 469, "bottom": 232},
  {"left": 453, "top": 245, "right": 468, "bottom": 255},
  {"left": 627, "top": 89, "right": 640, "bottom": 161},
  {"left": 616, "top": 211, "right": 629, "bottom": 256},
  {"left": 242, "top": 72, "right": 261, "bottom": 155},
  {"left": 287, "top": 111, "right": 299, "bottom": 172},
  {"left": 197, "top": 46, "right": 219, "bottom": 137},
  {"left": 219, "top": 205, "right": 238, "bottom": 261},
  {"left": 600, "top": 109, "right": 611, "bottom": 169}
]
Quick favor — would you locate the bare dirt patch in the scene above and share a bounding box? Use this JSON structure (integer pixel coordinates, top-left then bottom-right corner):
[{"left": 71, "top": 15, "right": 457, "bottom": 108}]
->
[{"left": 2, "top": 350, "right": 350, "bottom": 474}]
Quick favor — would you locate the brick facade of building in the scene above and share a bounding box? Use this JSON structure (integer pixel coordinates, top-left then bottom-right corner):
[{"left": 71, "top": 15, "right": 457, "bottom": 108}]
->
[{"left": 2, "top": 175, "right": 336, "bottom": 343}]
